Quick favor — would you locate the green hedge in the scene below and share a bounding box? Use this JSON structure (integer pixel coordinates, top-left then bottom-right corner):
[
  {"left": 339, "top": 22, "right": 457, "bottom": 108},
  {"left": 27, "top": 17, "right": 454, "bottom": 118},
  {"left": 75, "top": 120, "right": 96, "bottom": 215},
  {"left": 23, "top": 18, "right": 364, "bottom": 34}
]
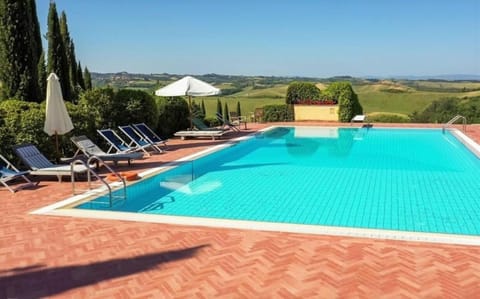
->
[
  {"left": 0, "top": 100, "right": 52, "bottom": 161},
  {"left": 367, "top": 113, "right": 410, "bottom": 123},
  {"left": 324, "top": 82, "right": 362, "bottom": 122},
  {"left": 156, "top": 96, "right": 189, "bottom": 137},
  {"left": 285, "top": 82, "right": 321, "bottom": 104},
  {"left": 263, "top": 104, "right": 294, "bottom": 122}
]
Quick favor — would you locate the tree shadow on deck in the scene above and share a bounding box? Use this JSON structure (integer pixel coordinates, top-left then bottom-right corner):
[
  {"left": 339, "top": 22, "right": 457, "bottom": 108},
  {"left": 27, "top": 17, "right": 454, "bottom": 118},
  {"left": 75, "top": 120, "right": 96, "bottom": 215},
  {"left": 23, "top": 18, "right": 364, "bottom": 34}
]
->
[{"left": 0, "top": 244, "right": 208, "bottom": 298}]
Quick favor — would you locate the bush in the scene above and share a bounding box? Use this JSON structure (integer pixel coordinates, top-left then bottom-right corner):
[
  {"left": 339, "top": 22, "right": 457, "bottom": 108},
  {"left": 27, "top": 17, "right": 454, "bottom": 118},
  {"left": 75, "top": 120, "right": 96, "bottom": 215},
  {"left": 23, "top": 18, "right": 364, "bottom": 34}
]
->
[
  {"left": 0, "top": 100, "right": 52, "bottom": 161},
  {"left": 285, "top": 82, "right": 321, "bottom": 104},
  {"left": 78, "top": 88, "right": 158, "bottom": 130},
  {"left": 410, "top": 96, "right": 480, "bottom": 124},
  {"left": 156, "top": 97, "right": 189, "bottom": 137},
  {"left": 324, "top": 82, "right": 362, "bottom": 122},
  {"left": 263, "top": 104, "right": 294, "bottom": 122},
  {"left": 367, "top": 113, "right": 410, "bottom": 123},
  {"left": 204, "top": 116, "right": 221, "bottom": 127},
  {"left": 114, "top": 89, "right": 158, "bottom": 128}
]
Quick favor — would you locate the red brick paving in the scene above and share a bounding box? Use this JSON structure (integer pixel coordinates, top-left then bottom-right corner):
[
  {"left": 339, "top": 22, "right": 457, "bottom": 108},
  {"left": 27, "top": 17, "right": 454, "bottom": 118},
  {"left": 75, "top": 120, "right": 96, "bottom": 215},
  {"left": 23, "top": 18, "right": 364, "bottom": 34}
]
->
[{"left": 1, "top": 122, "right": 480, "bottom": 298}]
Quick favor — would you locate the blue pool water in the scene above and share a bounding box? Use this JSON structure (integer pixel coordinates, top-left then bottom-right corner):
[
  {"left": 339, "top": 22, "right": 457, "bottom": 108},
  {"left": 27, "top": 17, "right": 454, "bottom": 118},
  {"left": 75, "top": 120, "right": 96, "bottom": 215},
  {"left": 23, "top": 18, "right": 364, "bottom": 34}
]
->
[{"left": 76, "top": 127, "right": 480, "bottom": 236}]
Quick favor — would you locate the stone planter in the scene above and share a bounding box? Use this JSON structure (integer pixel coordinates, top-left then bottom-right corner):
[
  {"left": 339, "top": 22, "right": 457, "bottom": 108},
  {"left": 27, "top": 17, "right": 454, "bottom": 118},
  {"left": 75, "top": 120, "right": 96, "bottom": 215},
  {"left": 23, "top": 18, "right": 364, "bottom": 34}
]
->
[{"left": 293, "top": 104, "right": 339, "bottom": 121}]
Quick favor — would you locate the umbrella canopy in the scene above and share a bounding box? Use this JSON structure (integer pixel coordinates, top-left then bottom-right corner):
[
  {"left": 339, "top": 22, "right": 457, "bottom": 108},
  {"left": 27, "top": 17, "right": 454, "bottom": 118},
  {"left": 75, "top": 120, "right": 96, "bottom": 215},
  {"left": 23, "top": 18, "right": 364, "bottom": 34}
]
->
[
  {"left": 155, "top": 76, "right": 221, "bottom": 129},
  {"left": 155, "top": 76, "right": 220, "bottom": 97},
  {"left": 44, "top": 73, "right": 73, "bottom": 136}
]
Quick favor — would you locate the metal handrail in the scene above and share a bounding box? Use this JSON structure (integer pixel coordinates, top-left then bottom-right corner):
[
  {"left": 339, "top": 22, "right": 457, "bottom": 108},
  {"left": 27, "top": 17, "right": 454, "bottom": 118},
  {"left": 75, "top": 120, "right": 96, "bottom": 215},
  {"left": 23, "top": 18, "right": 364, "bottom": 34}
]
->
[
  {"left": 442, "top": 115, "right": 466, "bottom": 133},
  {"left": 71, "top": 156, "right": 126, "bottom": 207}
]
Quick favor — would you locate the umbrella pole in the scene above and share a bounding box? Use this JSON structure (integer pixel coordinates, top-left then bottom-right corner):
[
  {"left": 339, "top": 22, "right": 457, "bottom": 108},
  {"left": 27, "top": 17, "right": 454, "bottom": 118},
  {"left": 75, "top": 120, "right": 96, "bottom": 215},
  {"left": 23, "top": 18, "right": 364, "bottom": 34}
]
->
[
  {"left": 55, "top": 132, "right": 60, "bottom": 163},
  {"left": 189, "top": 96, "right": 193, "bottom": 130}
]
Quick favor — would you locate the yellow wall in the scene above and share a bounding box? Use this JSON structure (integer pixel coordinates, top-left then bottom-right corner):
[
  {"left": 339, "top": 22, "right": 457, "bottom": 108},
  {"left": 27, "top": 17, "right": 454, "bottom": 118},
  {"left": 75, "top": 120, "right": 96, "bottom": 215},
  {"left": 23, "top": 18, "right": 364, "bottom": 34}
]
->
[{"left": 294, "top": 105, "right": 339, "bottom": 121}]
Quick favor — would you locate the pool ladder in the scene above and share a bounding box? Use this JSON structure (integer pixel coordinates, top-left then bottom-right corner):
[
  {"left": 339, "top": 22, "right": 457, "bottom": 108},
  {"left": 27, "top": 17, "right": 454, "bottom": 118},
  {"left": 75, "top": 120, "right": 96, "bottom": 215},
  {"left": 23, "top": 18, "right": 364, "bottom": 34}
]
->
[
  {"left": 71, "top": 156, "right": 127, "bottom": 207},
  {"left": 442, "top": 115, "right": 466, "bottom": 133}
]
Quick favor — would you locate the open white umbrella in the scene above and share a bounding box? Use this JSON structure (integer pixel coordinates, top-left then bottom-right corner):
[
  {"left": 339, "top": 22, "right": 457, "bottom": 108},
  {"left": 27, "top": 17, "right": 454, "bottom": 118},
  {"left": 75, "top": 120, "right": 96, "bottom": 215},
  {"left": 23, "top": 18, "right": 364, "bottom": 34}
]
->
[
  {"left": 155, "top": 76, "right": 221, "bottom": 129},
  {"left": 43, "top": 73, "right": 74, "bottom": 160}
]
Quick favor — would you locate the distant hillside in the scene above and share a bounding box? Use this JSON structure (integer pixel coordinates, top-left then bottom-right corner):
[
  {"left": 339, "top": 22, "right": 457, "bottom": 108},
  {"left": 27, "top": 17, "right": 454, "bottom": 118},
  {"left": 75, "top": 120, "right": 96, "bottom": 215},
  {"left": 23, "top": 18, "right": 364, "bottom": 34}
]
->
[{"left": 87, "top": 72, "right": 480, "bottom": 122}]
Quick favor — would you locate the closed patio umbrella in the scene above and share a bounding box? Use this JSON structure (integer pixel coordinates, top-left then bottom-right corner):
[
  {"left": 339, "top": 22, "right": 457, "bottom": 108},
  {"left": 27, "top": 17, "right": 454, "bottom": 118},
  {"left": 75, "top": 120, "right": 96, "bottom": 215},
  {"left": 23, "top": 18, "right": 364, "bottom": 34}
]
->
[
  {"left": 44, "top": 73, "right": 74, "bottom": 160},
  {"left": 155, "top": 76, "right": 221, "bottom": 129}
]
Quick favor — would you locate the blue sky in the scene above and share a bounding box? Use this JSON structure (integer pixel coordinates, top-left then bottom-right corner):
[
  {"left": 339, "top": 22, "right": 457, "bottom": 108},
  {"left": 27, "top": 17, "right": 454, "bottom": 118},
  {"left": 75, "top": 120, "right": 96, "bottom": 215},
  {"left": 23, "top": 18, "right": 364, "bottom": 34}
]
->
[{"left": 36, "top": 0, "right": 480, "bottom": 77}]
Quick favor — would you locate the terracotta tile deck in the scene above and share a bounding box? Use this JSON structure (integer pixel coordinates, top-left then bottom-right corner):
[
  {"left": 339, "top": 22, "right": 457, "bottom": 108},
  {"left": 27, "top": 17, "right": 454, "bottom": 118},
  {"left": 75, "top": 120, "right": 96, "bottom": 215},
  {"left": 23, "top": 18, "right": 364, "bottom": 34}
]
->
[{"left": 1, "top": 122, "right": 480, "bottom": 298}]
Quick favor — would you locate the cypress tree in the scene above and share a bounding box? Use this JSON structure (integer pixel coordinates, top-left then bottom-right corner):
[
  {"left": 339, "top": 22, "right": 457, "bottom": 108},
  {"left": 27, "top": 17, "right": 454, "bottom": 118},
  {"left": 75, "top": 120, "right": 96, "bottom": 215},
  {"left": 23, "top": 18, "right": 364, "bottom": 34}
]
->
[
  {"left": 27, "top": 0, "right": 42, "bottom": 62},
  {"left": 236, "top": 101, "right": 241, "bottom": 117},
  {"left": 59, "top": 11, "right": 78, "bottom": 97},
  {"left": 47, "top": 2, "right": 71, "bottom": 101},
  {"left": 77, "top": 61, "right": 85, "bottom": 90},
  {"left": 201, "top": 99, "right": 206, "bottom": 116},
  {"left": 216, "top": 99, "right": 222, "bottom": 116},
  {"left": 37, "top": 51, "right": 47, "bottom": 101},
  {"left": 224, "top": 103, "right": 229, "bottom": 121},
  {"left": 69, "top": 40, "right": 78, "bottom": 87},
  {"left": 84, "top": 66, "right": 92, "bottom": 90},
  {"left": 0, "top": 0, "right": 40, "bottom": 101}
]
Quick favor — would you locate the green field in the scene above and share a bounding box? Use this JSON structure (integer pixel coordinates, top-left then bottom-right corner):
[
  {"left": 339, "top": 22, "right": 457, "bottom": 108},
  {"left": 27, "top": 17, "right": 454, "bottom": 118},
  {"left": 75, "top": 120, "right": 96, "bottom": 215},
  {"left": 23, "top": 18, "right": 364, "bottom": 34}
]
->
[{"left": 93, "top": 75, "right": 480, "bottom": 119}]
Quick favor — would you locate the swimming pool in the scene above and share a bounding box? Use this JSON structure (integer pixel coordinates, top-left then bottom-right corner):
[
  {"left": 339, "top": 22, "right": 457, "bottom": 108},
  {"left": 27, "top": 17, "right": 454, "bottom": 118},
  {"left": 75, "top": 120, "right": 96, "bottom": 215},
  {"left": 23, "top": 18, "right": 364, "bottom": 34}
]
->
[{"left": 70, "top": 126, "right": 480, "bottom": 240}]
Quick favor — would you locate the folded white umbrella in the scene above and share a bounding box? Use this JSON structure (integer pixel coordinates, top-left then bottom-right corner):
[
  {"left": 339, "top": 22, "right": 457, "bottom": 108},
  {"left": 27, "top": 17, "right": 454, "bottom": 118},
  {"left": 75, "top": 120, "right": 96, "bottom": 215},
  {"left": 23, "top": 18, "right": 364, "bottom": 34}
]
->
[
  {"left": 44, "top": 73, "right": 73, "bottom": 135},
  {"left": 44, "top": 73, "right": 74, "bottom": 160}
]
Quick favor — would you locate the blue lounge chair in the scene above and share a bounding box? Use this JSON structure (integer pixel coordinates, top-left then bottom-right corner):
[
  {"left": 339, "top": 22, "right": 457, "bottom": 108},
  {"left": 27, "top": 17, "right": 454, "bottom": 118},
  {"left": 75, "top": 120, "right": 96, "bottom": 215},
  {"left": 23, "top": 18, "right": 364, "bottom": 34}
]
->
[
  {"left": 97, "top": 129, "right": 140, "bottom": 154},
  {"left": 71, "top": 136, "right": 144, "bottom": 166},
  {"left": 216, "top": 112, "right": 240, "bottom": 131},
  {"left": 132, "top": 123, "right": 168, "bottom": 149},
  {"left": 118, "top": 125, "right": 163, "bottom": 155},
  {"left": 0, "top": 154, "right": 38, "bottom": 192},
  {"left": 191, "top": 118, "right": 225, "bottom": 131},
  {"left": 12, "top": 144, "right": 89, "bottom": 182}
]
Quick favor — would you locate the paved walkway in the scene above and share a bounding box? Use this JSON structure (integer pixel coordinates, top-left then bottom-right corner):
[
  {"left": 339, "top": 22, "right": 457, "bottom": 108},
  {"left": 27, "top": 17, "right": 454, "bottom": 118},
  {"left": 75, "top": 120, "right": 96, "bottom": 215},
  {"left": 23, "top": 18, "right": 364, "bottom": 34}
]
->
[{"left": 1, "top": 123, "right": 480, "bottom": 298}]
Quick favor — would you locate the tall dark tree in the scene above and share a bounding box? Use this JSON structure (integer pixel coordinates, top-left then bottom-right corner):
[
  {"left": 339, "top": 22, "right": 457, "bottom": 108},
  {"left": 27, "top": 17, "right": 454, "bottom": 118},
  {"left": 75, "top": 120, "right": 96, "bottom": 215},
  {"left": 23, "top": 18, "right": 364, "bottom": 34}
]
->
[
  {"left": 37, "top": 51, "right": 47, "bottom": 101},
  {"left": 216, "top": 99, "right": 222, "bottom": 116},
  {"left": 27, "top": 0, "right": 42, "bottom": 62},
  {"left": 0, "top": 0, "right": 41, "bottom": 101},
  {"left": 84, "top": 67, "right": 92, "bottom": 90},
  {"left": 69, "top": 40, "right": 78, "bottom": 86},
  {"left": 59, "top": 12, "right": 78, "bottom": 97},
  {"left": 224, "top": 102, "right": 229, "bottom": 121},
  {"left": 47, "top": 2, "right": 71, "bottom": 101},
  {"left": 76, "top": 61, "right": 85, "bottom": 90},
  {"left": 201, "top": 99, "right": 206, "bottom": 116},
  {"left": 236, "top": 101, "right": 241, "bottom": 117}
]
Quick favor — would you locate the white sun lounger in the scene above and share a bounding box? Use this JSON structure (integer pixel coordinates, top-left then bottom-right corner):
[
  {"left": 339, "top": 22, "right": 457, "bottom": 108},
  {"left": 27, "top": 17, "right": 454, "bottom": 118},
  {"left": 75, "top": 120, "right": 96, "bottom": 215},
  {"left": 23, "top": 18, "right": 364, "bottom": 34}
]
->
[
  {"left": 174, "top": 130, "right": 226, "bottom": 140},
  {"left": 351, "top": 115, "right": 367, "bottom": 125}
]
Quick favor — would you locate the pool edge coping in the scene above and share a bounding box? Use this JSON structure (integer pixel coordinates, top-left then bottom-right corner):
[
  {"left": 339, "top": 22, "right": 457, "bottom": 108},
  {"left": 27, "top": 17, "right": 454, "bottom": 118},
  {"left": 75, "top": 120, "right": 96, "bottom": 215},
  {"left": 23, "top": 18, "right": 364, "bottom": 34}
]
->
[{"left": 30, "top": 125, "right": 480, "bottom": 247}]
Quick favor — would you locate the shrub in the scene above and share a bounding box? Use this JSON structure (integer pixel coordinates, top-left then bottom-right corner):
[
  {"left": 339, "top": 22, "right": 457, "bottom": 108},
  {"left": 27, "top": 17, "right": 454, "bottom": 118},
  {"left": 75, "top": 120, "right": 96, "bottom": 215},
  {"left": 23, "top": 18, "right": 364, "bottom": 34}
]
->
[
  {"left": 409, "top": 96, "right": 480, "bottom": 124},
  {"left": 204, "top": 116, "right": 221, "bottom": 127},
  {"left": 263, "top": 104, "right": 294, "bottom": 122},
  {"left": 324, "top": 82, "right": 362, "bottom": 122},
  {"left": 78, "top": 88, "right": 158, "bottom": 130},
  {"left": 0, "top": 100, "right": 52, "bottom": 161},
  {"left": 367, "top": 113, "right": 410, "bottom": 123},
  {"left": 114, "top": 89, "right": 158, "bottom": 129},
  {"left": 285, "top": 82, "right": 321, "bottom": 104},
  {"left": 156, "top": 96, "right": 189, "bottom": 137}
]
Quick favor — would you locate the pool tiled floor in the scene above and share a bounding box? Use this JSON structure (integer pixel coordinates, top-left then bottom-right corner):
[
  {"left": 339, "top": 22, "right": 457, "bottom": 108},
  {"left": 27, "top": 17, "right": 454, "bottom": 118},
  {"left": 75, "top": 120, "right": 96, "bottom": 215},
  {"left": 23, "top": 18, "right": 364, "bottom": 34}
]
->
[{"left": 1, "top": 122, "right": 480, "bottom": 298}]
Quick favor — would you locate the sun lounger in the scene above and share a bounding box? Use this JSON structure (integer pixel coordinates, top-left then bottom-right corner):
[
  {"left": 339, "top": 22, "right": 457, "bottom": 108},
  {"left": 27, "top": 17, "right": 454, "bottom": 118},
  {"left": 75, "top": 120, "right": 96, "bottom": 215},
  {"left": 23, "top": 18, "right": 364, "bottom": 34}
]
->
[
  {"left": 132, "top": 123, "right": 168, "bottom": 149},
  {"left": 13, "top": 144, "right": 89, "bottom": 182},
  {"left": 191, "top": 118, "right": 225, "bottom": 131},
  {"left": 97, "top": 129, "right": 141, "bottom": 154},
  {"left": 174, "top": 130, "right": 226, "bottom": 140},
  {"left": 351, "top": 115, "right": 366, "bottom": 123},
  {"left": 216, "top": 112, "right": 240, "bottom": 131},
  {"left": 71, "top": 136, "right": 144, "bottom": 166},
  {"left": 0, "top": 154, "right": 38, "bottom": 192},
  {"left": 118, "top": 125, "right": 163, "bottom": 155}
]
